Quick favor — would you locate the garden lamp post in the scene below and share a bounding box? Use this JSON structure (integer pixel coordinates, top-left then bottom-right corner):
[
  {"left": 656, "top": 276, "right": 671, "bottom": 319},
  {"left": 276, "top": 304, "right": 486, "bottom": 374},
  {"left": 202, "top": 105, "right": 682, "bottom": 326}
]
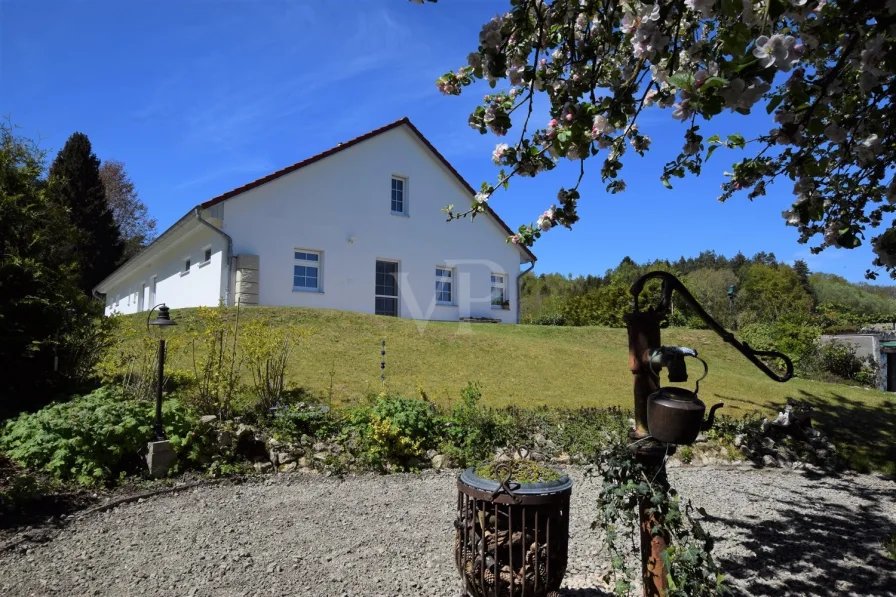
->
[{"left": 147, "top": 304, "right": 177, "bottom": 440}]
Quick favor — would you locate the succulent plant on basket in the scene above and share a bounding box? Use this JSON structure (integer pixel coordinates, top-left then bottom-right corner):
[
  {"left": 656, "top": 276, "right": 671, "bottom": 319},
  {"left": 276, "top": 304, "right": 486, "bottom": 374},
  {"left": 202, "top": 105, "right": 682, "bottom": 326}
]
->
[{"left": 455, "top": 459, "right": 572, "bottom": 597}]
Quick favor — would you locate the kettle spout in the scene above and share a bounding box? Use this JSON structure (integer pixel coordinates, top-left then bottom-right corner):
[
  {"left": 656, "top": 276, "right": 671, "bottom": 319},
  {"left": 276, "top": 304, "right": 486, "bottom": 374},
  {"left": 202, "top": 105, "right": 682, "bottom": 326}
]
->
[{"left": 701, "top": 402, "right": 724, "bottom": 431}]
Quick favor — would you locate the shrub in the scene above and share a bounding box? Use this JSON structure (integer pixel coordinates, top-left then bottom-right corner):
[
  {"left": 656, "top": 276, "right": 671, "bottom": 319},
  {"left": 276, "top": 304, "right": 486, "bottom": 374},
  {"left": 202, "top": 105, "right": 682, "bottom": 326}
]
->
[
  {"left": 354, "top": 393, "right": 443, "bottom": 468},
  {"left": 242, "top": 320, "right": 310, "bottom": 413},
  {"left": 0, "top": 387, "right": 199, "bottom": 485},
  {"left": 97, "top": 327, "right": 188, "bottom": 402},
  {"left": 269, "top": 401, "right": 342, "bottom": 442},
  {"left": 442, "top": 382, "right": 508, "bottom": 466},
  {"left": 543, "top": 407, "right": 630, "bottom": 460},
  {"left": 190, "top": 306, "right": 242, "bottom": 419},
  {"left": 740, "top": 316, "right": 820, "bottom": 374},
  {"left": 819, "top": 340, "right": 865, "bottom": 380}
]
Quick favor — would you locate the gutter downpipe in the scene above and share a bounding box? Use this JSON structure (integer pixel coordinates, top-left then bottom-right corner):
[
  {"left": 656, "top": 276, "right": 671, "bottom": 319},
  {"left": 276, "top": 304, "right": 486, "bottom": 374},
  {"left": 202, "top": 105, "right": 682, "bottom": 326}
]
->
[
  {"left": 516, "top": 260, "right": 536, "bottom": 324},
  {"left": 194, "top": 206, "right": 234, "bottom": 306}
]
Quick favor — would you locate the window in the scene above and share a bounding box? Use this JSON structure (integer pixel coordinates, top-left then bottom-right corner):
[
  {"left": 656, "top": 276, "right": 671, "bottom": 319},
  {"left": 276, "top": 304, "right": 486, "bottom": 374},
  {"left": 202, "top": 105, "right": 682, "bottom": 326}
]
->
[
  {"left": 294, "top": 250, "right": 321, "bottom": 291},
  {"left": 375, "top": 260, "right": 399, "bottom": 316},
  {"left": 183, "top": 259, "right": 191, "bottom": 274},
  {"left": 391, "top": 176, "right": 407, "bottom": 215},
  {"left": 491, "top": 274, "right": 507, "bottom": 308},
  {"left": 204, "top": 247, "right": 212, "bottom": 263},
  {"left": 436, "top": 267, "right": 453, "bottom": 305}
]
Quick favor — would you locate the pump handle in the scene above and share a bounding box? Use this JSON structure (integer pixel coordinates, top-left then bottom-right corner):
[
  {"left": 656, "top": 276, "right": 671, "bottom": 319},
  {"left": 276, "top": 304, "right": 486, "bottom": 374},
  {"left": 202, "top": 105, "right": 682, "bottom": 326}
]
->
[{"left": 631, "top": 272, "right": 794, "bottom": 383}]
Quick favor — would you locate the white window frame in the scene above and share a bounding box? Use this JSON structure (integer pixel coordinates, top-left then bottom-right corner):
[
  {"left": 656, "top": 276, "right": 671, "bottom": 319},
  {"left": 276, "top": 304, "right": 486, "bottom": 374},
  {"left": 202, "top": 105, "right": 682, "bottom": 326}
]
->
[
  {"left": 181, "top": 256, "right": 191, "bottom": 276},
  {"left": 391, "top": 175, "right": 408, "bottom": 216},
  {"left": 293, "top": 249, "right": 322, "bottom": 292},
  {"left": 491, "top": 273, "right": 508, "bottom": 309},
  {"left": 200, "top": 245, "right": 212, "bottom": 267},
  {"left": 435, "top": 266, "right": 454, "bottom": 306}
]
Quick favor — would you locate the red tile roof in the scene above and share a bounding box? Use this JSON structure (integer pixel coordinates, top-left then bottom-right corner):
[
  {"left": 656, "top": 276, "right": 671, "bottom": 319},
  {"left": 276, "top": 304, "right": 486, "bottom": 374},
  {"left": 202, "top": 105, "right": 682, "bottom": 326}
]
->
[{"left": 200, "top": 117, "right": 536, "bottom": 262}]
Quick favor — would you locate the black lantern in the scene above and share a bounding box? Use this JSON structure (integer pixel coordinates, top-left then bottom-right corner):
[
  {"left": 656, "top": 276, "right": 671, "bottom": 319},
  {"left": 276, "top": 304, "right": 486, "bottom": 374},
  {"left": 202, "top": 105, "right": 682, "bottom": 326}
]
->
[{"left": 147, "top": 304, "right": 177, "bottom": 439}]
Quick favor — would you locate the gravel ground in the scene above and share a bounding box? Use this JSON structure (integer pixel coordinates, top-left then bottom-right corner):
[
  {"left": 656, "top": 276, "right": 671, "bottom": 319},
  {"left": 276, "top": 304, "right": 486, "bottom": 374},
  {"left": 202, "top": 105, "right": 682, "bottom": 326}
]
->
[{"left": 1, "top": 466, "right": 894, "bottom": 597}]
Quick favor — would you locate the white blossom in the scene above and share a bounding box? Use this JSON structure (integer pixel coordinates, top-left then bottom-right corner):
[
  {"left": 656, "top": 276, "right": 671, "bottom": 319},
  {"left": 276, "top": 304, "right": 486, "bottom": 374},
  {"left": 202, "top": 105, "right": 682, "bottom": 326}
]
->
[
  {"left": 475, "top": 192, "right": 490, "bottom": 204},
  {"left": 672, "top": 100, "right": 692, "bottom": 122},
  {"left": 752, "top": 35, "right": 797, "bottom": 71},
  {"left": 592, "top": 114, "right": 613, "bottom": 137},
  {"left": 492, "top": 143, "right": 509, "bottom": 164},
  {"left": 857, "top": 134, "right": 882, "bottom": 164},
  {"left": 782, "top": 209, "right": 801, "bottom": 225}
]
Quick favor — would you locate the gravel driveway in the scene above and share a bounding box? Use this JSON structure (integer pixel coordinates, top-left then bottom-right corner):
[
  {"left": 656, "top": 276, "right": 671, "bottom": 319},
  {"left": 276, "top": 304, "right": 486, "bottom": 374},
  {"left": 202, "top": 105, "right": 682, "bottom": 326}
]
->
[{"left": 1, "top": 466, "right": 894, "bottom": 597}]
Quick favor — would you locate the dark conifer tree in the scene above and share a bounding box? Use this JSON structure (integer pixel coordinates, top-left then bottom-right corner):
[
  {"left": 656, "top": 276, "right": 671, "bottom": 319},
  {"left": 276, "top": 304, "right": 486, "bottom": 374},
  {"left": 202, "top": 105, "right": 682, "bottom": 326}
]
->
[{"left": 48, "top": 132, "right": 123, "bottom": 294}]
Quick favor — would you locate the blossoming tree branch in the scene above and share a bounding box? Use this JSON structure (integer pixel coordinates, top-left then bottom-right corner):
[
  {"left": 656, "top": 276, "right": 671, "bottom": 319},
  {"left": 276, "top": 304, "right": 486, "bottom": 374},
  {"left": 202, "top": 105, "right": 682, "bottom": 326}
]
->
[{"left": 413, "top": 0, "right": 896, "bottom": 278}]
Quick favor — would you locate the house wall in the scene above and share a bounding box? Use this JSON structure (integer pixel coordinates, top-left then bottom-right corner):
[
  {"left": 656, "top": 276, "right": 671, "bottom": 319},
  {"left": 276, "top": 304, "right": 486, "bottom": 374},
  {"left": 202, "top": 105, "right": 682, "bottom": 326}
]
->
[
  {"left": 102, "top": 224, "right": 227, "bottom": 316},
  {"left": 219, "top": 126, "right": 525, "bottom": 322}
]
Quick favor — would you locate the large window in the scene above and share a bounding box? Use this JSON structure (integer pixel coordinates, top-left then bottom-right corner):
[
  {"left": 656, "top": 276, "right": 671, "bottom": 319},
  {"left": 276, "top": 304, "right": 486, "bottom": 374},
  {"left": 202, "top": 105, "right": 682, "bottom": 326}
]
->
[
  {"left": 491, "top": 274, "right": 507, "bottom": 308},
  {"left": 391, "top": 176, "right": 407, "bottom": 215},
  {"left": 294, "top": 250, "right": 321, "bottom": 291},
  {"left": 375, "top": 260, "right": 399, "bottom": 316},
  {"left": 436, "top": 267, "right": 454, "bottom": 305}
]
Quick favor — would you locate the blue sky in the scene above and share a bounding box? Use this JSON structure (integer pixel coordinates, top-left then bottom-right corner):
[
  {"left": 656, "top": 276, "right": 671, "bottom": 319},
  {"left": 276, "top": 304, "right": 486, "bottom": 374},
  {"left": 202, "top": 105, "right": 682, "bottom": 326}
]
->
[{"left": 0, "top": 0, "right": 883, "bottom": 282}]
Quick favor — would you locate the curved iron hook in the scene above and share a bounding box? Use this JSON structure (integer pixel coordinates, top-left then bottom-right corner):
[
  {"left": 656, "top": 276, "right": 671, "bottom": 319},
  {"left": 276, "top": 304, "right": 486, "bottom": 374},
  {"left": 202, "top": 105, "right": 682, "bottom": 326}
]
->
[{"left": 630, "top": 271, "right": 794, "bottom": 383}]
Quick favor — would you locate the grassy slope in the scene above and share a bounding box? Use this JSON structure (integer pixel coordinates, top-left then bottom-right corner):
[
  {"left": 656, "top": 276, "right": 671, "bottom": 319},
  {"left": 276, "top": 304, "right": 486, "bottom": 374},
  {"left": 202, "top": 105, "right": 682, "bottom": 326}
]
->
[{"left": 121, "top": 306, "right": 895, "bottom": 465}]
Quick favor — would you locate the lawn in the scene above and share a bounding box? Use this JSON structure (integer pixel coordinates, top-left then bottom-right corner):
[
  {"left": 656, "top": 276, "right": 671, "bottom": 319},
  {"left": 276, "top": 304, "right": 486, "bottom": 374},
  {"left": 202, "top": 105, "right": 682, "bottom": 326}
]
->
[{"left": 118, "top": 306, "right": 895, "bottom": 468}]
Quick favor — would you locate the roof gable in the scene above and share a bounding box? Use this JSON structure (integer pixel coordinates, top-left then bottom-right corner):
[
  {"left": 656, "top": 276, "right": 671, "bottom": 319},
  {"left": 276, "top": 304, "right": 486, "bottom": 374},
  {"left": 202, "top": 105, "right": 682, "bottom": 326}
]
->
[{"left": 200, "top": 117, "right": 536, "bottom": 263}]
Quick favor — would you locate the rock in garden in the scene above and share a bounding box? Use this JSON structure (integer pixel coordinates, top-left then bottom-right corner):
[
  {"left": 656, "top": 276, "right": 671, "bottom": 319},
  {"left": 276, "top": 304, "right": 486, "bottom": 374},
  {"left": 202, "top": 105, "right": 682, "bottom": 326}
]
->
[
  {"left": 312, "top": 442, "right": 327, "bottom": 452},
  {"left": 762, "top": 454, "right": 778, "bottom": 468},
  {"left": 253, "top": 462, "right": 274, "bottom": 473},
  {"left": 279, "top": 462, "right": 297, "bottom": 473},
  {"left": 734, "top": 434, "right": 746, "bottom": 448},
  {"left": 298, "top": 456, "right": 309, "bottom": 468},
  {"left": 553, "top": 452, "right": 571, "bottom": 464},
  {"left": 425, "top": 449, "right": 438, "bottom": 460},
  {"left": 761, "top": 437, "right": 776, "bottom": 450},
  {"left": 269, "top": 451, "right": 279, "bottom": 466},
  {"left": 313, "top": 452, "right": 328, "bottom": 462},
  {"left": 199, "top": 415, "right": 218, "bottom": 426},
  {"left": 236, "top": 424, "right": 254, "bottom": 439},
  {"left": 217, "top": 430, "right": 234, "bottom": 450},
  {"left": 278, "top": 452, "right": 295, "bottom": 465},
  {"left": 430, "top": 454, "right": 450, "bottom": 470}
]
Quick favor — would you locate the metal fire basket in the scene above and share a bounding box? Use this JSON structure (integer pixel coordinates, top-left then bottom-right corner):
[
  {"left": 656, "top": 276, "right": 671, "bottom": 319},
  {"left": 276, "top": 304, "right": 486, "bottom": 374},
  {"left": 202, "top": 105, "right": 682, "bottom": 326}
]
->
[{"left": 455, "top": 466, "right": 572, "bottom": 597}]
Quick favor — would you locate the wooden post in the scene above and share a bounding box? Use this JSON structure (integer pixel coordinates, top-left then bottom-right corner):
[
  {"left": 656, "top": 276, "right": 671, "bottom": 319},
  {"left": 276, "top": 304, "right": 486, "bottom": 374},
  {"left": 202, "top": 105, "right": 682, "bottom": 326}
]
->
[
  {"left": 624, "top": 311, "right": 664, "bottom": 438},
  {"left": 625, "top": 310, "right": 670, "bottom": 597}
]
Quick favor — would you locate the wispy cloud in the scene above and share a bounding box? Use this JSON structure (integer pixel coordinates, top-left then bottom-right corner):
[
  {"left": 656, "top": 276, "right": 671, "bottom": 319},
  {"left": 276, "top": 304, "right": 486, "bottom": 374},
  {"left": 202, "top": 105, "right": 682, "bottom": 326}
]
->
[{"left": 174, "top": 155, "right": 274, "bottom": 191}]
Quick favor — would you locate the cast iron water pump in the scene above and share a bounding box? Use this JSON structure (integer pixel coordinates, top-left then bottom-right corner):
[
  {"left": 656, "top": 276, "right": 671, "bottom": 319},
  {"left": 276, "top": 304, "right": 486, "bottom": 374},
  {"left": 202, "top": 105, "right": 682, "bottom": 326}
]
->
[{"left": 624, "top": 272, "right": 793, "bottom": 597}]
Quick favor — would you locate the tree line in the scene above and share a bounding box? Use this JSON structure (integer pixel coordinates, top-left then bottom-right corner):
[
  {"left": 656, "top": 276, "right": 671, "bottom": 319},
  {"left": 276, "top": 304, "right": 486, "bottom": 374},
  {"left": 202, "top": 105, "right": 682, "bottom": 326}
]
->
[
  {"left": 0, "top": 122, "right": 155, "bottom": 417},
  {"left": 521, "top": 251, "right": 896, "bottom": 332}
]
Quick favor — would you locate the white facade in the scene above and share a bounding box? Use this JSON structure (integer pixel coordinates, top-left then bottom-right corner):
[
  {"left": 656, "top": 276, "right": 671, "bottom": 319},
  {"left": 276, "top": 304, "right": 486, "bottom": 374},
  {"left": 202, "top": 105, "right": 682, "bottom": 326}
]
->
[{"left": 95, "top": 119, "right": 535, "bottom": 323}]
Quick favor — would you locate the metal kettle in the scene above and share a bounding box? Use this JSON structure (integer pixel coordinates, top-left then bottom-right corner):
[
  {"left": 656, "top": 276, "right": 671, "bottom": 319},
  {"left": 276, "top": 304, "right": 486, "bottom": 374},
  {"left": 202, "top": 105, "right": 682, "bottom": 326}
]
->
[{"left": 646, "top": 346, "right": 723, "bottom": 445}]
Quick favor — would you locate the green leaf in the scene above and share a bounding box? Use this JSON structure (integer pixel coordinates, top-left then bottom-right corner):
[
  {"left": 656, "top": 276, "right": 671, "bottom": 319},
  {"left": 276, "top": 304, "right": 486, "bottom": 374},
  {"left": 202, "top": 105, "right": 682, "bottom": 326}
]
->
[
  {"left": 700, "top": 76, "right": 728, "bottom": 91},
  {"left": 661, "top": 178, "right": 673, "bottom": 189},
  {"left": 726, "top": 133, "right": 746, "bottom": 149},
  {"left": 765, "top": 95, "right": 785, "bottom": 114},
  {"left": 668, "top": 73, "right": 695, "bottom": 91},
  {"left": 706, "top": 145, "right": 719, "bottom": 161}
]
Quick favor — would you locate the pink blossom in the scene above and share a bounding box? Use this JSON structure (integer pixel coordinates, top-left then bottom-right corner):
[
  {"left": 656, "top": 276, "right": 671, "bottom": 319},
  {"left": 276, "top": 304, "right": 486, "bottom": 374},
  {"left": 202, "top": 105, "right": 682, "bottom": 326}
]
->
[{"left": 510, "top": 235, "right": 520, "bottom": 244}]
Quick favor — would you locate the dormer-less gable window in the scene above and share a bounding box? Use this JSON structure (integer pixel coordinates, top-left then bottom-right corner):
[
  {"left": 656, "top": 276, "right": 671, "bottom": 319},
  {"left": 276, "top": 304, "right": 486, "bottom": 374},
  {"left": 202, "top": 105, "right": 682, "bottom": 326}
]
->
[{"left": 391, "top": 176, "right": 408, "bottom": 216}]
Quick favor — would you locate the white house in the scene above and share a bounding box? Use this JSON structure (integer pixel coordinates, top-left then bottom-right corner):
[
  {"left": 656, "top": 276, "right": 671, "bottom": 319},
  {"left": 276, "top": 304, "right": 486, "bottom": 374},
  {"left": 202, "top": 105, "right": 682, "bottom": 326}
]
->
[{"left": 93, "top": 118, "right": 537, "bottom": 323}]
